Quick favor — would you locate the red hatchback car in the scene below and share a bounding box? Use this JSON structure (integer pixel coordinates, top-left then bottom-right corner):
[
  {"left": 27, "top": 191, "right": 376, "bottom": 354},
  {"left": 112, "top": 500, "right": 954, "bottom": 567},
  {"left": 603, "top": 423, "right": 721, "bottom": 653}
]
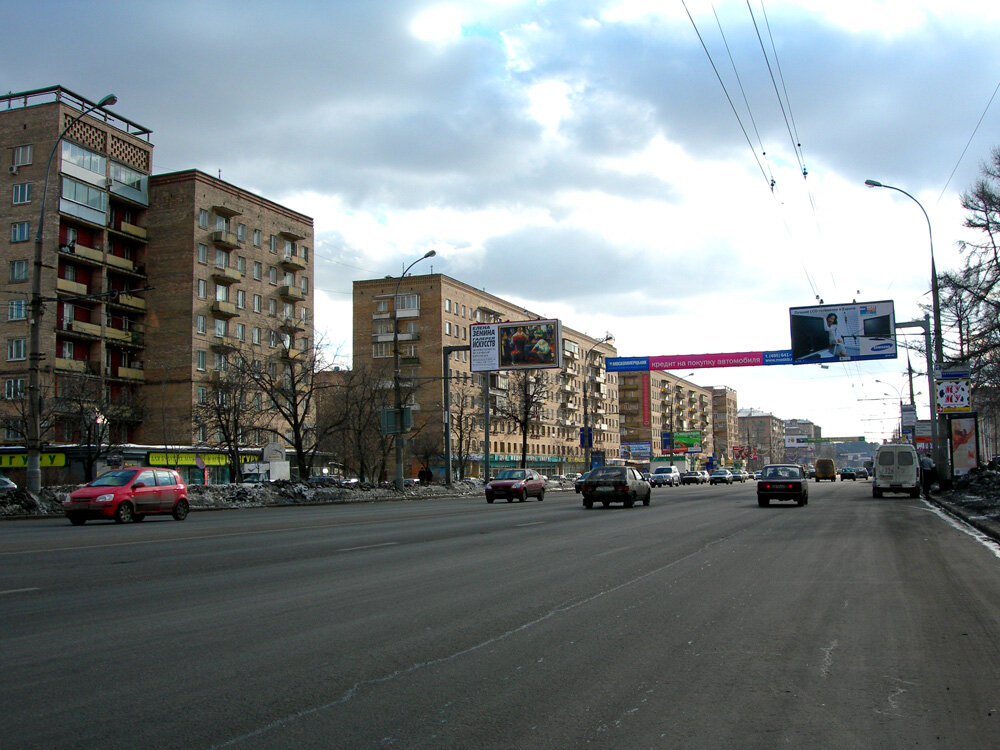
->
[
  {"left": 485, "top": 468, "right": 546, "bottom": 503},
  {"left": 64, "top": 468, "right": 190, "bottom": 525}
]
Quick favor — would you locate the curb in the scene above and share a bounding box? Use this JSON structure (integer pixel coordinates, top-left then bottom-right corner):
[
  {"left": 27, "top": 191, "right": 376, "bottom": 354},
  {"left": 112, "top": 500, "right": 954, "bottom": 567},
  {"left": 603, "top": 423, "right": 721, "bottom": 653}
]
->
[{"left": 927, "top": 494, "right": 1000, "bottom": 545}]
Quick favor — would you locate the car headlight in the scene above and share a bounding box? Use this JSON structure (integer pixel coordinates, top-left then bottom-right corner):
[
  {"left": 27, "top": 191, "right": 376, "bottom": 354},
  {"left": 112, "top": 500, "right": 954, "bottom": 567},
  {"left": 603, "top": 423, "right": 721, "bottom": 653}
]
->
[
  {"left": 94, "top": 494, "right": 116, "bottom": 503},
  {"left": 486, "top": 483, "right": 494, "bottom": 490}
]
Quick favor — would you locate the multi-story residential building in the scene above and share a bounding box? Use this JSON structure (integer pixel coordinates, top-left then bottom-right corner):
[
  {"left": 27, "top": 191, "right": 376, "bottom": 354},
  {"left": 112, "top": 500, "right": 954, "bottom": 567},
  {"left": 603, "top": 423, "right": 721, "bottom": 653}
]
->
[
  {"left": 711, "top": 386, "right": 739, "bottom": 465},
  {"left": 0, "top": 87, "right": 154, "bottom": 452},
  {"left": 784, "top": 418, "right": 822, "bottom": 466},
  {"left": 737, "top": 409, "right": 786, "bottom": 470},
  {"left": 620, "top": 371, "right": 713, "bottom": 471},
  {"left": 0, "top": 87, "right": 314, "bottom": 483},
  {"left": 352, "top": 273, "right": 619, "bottom": 478},
  {"left": 142, "top": 169, "right": 314, "bottom": 449}
]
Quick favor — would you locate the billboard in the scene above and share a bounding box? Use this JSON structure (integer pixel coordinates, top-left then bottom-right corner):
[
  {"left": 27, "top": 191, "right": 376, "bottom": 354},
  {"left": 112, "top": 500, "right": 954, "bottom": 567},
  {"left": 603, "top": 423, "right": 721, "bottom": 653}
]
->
[
  {"left": 470, "top": 319, "right": 562, "bottom": 372},
  {"left": 949, "top": 413, "right": 979, "bottom": 477},
  {"left": 674, "top": 431, "right": 703, "bottom": 454},
  {"left": 789, "top": 300, "right": 896, "bottom": 364}
]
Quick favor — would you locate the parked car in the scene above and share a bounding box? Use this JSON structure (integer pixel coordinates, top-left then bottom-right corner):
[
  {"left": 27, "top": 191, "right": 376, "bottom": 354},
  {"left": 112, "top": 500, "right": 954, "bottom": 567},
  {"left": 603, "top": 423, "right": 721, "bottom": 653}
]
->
[
  {"left": 580, "top": 466, "right": 651, "bottom": 508},
  {"left": 0, "top": 475, "right": 17, "bottom": 489},
  {"left": 575, "top": 470, "right": 592, "bottom": 493},
  {"left": 650, "top": 465, "right": 681, "bottom": 487},
  {"left": 681, "top": 471, "right": 705, "bottom": 485},
  {"left": 840, "top": 467, "right": 857, "bottom": 481},
  {"left": 485, "top": 468, "right": 546, "bottom": 503},
  {"left": 872, "top": 443, "right": 920, "bottom": 498},
  {"left": 63, "top": 468, "right": 189, "bottom": 525},
  {"left": 757, "top": 464, "right": 809, "bottom": 507},
  {"left": 709, "top": 469, "right": 734, "bottom": 485}
]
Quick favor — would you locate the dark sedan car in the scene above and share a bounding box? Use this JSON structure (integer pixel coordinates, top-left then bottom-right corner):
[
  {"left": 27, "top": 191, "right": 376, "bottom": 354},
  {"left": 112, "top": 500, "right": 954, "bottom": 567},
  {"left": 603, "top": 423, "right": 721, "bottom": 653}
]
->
[
  {"left": 485, "top": 468, "right": 546, "bottom": 503},
  {"left": 680, "top": 471, "right": 705, "bottom": 485},
  {"left": 757, "top": 464, "right": 809, "bottom": 507},
  {"left": 580, "top": 466, "right": 651, "bottom": 509},
  {"left": 840, "top": 467, "right": 857, "bottom": 481},
  {"left": 574, "top": 470, "right": 592, "bottom": 494}
]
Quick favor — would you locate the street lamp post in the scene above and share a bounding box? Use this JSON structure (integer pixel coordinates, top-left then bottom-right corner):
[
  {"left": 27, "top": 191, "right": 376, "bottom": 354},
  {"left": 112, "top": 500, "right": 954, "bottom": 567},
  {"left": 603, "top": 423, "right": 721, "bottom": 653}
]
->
[
  {"left": 26, "top": 93, "right": 117, "bottom": 494},
  {"left": 865, "top": 180, "right": 948, "bottom": 475},
  {"left": 582, "top": 334, "right": 613, "bottom": 470},
  {"left": 392, "top": 250, "right": 435, "bottom": 491}
]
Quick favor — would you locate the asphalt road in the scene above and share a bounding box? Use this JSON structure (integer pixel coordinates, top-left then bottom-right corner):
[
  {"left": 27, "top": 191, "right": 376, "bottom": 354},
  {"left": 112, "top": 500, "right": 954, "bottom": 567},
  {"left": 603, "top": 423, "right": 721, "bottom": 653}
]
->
[{"left": 4, "top": 480, "right": 1000, "bottom": 749}]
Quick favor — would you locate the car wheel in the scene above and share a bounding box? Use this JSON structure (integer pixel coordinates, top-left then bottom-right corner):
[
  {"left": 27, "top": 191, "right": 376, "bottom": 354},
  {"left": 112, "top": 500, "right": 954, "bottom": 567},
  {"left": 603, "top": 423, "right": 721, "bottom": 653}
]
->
[
  {"left": 797, "top": 496, "right": 805, "bottom": 507},
  {"left": 538, "top": 488, "right": 545, "bottom": 502},
  {"left": 506, "top": 497, "right": 513, "bottom": 503},
  {"left": 758, "top": 497, "right": 769, "bottom": 507},
  {"left": 172, "top": 499, "right": 189, "bottom": 521},
  {"left": 114, "top": 501, "right": 134, "bottom": 524},
  {"left": 486, "top": 497, "right": 495, "bottom": 504},
  {"left": 625, "top": 494, "right": 635, "bottom": 508},
  {"left": 643, "top": 490, "right": 651, "bottom": 506},
  {"left": 518, "top": 490, "right": 526, "bottom": 502},
  {"left": 909, "top": 487, "right": 921, "bottom": 498},
  {"left": 584, "top": 498, "right": 593, "bottom": 509},
  {"left": 67, "top": 514, "right": 86, "bottom": 526},
  {"left": 873, "top": 487, "right": 882, "bottom": 498}
]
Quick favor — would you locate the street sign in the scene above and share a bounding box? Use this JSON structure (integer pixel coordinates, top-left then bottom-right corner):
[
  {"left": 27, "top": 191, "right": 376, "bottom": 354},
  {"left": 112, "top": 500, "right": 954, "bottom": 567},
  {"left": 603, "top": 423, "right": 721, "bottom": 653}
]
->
[{"left": 380, "top": 407, "right": 413, "bottom": 435}]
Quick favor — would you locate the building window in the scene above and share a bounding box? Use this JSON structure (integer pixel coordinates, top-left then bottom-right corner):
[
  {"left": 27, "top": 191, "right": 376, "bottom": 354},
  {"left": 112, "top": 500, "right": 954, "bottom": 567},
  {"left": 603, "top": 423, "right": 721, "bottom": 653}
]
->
[
  {"left": 9, "top": 260, "right": 28, "bottom": 282},
  {"left": 253, "top": 229, "right": 261, "bottom": 246},
  {"left": 197, "top": 279, "right": 207, "bottom": 298},
  {"left": 111, "top": 162, "right": 144, "bottom": 190},
  {"left": 236, "top": 323, "right": 245, "bottom": 341},
  {"left": 12, "top": 144, "right": 32, "bottom": 167},
  {"left": 214, "top": 318, "right": 227, "bottom": 337},
  {"left": 61, "top": 141, "right": 106, "bottom": 175},
  {"left": 373, "top": 320, "right": 392, "bottom": 335},
  {"left": 216, "top": 215, "right": 229, "bottom": 233},
  {"left": 196, "top": 424, "right": 207, "bottom": 442},
  {"left": 283, "top": 302, "right": 294, "bottom": 319},
  {"left": 62, "top": 178, "right": 107, "bottom": 213},
  {"left": 8, "top": 299, "right": 26, "bottom": 321},
  {"left": 196, "top": 350, "right": 207, "bottom": 370},
  {"left": 236, "top": 289, "right": 246, "bottom": 309},
  {"left": 197, "top": 244, "right": 208, "bottom": 264},
  {"left": 253, "top": 294, "right": 262, "bottom": 313},
  {"left": 300, "top": 276, "right": 309, "bottom": 293},
  {"left": 196, "top": 315, "right": 206, "bottom": 334},
  {"left": 269, "top": 235, "right": 277, "bottom": 253},
  {"left": 198, "top": 209, "right": 209, "bottom": 229},
  {"left": 237, "top": 223, "right": 246, "bottom": 242},
  {"left": 300, "top": 246, "right": 309, "bottom": 262},
  {"left": 7, "top": 338, "right": 26, "bottom": 361},
  {"left": 215, "top": 284, "right": 229, "bottom": 302},
  {"left": 215, "top": 249, "right": 229, "bottom": 268},
  {"left": 5, "top": 378, "right": 24, "bottom": 400},
  {"left": 236, "top": 256, "right": 246, "bottom": 275},
  {"left": 373, "top": 342, "right": 392, "bottom": 358},
  {"left": 12, "top": 183, "right": 30, "bottom": 205},
  {"left": 445, "top": 299, "right": 451, "bottom": 313},
  {"left": 268, "top": 267, "right": 277, "bottom": 285},
  {"left": 253, "top": 261, "right": 262, "bottom": 280},
  {"left": 197, "top": 386, "right": 207, "bottom": 404},
  {"left": 213, "top": 352, "right": 228, "bottom": 371},
  {"left": 445, "top": 321, "right": 452, "bottom": 335},
  {"left": 252, "top": 327, "right": 261, "bottom": 345},
  {"left": 375, "top": 299, "right": 389, "bottom": 313},
  {"left": 10, "top": 222, "right": 30, "bottom": 243},
  {"left": 268, "top": 330, "right": 277, "bottom": 348},
  {"left": 268, "top": 299, "right": 277, "bottom": 316},
  {"left": 395, "top": 293, "right": 419, "bottom": 311}
]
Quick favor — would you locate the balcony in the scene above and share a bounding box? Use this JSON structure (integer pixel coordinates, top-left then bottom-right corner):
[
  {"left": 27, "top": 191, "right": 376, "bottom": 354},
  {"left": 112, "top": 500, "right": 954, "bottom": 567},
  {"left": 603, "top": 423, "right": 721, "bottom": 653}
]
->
[
  {"left": 63, "top": 242, "right": 104, "bottom": 265},
  {"left": 105, "top": 253, "right": 135, "bottom": 272},
  {"left": 399, "top": 355, "right": 420, "bottom": 366},
  {"left": 211, "top": 301, "right": 238, "bottom": 318},
  {"left": 54, "top": 357, "right": 91, "bottom": 373},
  {"left": 56, "top": 277, "right": 88, "bottom": 297},
  {"left": 279, "top": 253, "right": 307, "bottom": 271},
  {"left": 104, "top": 327, "right": 132, "bottom": 343},
  {"left": 211, "top": 230, "right": 239, "bottom": 249},
  {"left": 118, "top": 221, "right": 147, "bottom": 241},
  {"left": 67, "top": 320, "right": 102, "bottom": 338},
  {"left": 115, "top": 365, "right": 145, "bottom": 382},
  {"left": 280, "top": 318, "right": 305, "bottom": 333},
  {"left": 116, "top": 292, "right": 146, "bottom": 311},
  {"left": 278, "top": 285, "right": 304, "bottom": 302},
  {"left": 212, "top": 267, "right": 241, "bottom": 285},
  {"left": 211, "top": 336, "right": 240, "bottom": 352}
]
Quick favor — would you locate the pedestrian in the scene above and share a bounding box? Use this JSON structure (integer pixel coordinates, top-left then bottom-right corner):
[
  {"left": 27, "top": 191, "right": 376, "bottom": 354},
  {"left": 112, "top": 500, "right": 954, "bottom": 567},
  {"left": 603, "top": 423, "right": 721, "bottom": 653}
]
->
[{"left": 920, "top": 455, "right": 936, "bottom": 497}]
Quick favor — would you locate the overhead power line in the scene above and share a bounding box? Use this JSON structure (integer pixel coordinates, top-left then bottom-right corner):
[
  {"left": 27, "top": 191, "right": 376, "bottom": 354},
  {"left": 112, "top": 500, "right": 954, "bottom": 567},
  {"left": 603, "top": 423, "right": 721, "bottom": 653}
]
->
[{"left": 937, "top": 77, "right": 1000, "bottom": 204}]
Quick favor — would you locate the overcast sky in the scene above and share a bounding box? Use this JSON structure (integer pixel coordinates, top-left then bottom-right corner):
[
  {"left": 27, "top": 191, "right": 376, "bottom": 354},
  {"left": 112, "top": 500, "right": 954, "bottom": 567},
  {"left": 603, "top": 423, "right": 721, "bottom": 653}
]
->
[{"left": 8, "top": 0, "right": 1000, "bottom": 442}]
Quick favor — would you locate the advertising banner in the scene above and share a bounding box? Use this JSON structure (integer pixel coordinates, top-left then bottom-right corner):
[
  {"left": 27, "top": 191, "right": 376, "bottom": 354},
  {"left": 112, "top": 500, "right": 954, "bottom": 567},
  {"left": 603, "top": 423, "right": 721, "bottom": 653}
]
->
[
  {"left": 621, "top": 442, "right": 652, "bottom": 460},
  {"left": 470, "top": 319, "right": 562, "bottom": 372},
  {"left": 935, "top": 378, "right": 971, "bottom": 413},
  {"left": 607, "top": 350, "right": 793, "bottom": 372},
  {"left": 789, "top": 300, "right": 896, "bottom": 364},
  {"left": 949, "top": 413, "right": 979, "bottom": 477},
  {"left": 642, "top": 373, "right": 650, "bottom": 428},
  {"left": 674, "top": 431, "right": 702, "bottom": 454}
]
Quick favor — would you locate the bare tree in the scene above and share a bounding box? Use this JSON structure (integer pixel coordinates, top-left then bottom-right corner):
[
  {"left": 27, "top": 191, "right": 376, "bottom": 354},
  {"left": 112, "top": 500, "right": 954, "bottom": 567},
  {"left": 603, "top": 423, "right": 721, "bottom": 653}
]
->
[
  {"left": 193, "top": 359, "right": 262, "bottom": 482},
  {"left": 318, "top": 361, "right": 394, "bottom": 482},
  {"left": 492, "top": 369, "right": 549, "bottom": 468},
  {"left": 448, "top": 376, "right": 482, "bottom": 480}
]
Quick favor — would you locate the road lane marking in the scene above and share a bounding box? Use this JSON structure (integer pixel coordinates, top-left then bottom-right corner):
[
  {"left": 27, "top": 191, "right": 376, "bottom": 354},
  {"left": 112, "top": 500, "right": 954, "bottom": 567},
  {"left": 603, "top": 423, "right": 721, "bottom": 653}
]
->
[
  {"left": 0, "top": 587, "right": 40, "bottom": 596},
  {"left": 337, "top": 542, "right": 398, "bottom": 553},
  {"left": 516, "top": 521, "right": 545, "bottom": 527}
]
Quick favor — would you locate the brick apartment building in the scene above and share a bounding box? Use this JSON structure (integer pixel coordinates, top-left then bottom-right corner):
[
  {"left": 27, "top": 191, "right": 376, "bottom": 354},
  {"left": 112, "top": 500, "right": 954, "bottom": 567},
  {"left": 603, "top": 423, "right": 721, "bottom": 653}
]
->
[
  {"left": 352, "top": 273, "right": 619, "bottom": 478},
  {"left": 0, "top": 87, "right": 312, "bottom": 483}
]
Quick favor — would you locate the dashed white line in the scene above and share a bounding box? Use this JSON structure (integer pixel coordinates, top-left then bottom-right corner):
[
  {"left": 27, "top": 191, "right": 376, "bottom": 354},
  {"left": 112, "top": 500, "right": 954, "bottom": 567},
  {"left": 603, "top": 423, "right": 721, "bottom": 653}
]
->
[
  {"left": 337, "top": 542, "right": 398, "bottom": 553},
  {"left": 0, "top": 587, "right": 40, "bottom": 596}
]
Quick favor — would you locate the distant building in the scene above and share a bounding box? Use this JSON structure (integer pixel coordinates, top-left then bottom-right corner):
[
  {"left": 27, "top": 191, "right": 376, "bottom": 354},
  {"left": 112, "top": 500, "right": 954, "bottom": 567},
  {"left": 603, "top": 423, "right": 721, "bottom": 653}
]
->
[
  {"left": 737, "top": 409, "right": 785, "bottom": 470},
  {"left": 620, "top": 372, "right": 713, "bottom": 471},
  {"left": 711, "top": 386, "right": 739, "bottom": 464},
  {"left": 784, "top": 418, "right": 821, "bottom": 466}
]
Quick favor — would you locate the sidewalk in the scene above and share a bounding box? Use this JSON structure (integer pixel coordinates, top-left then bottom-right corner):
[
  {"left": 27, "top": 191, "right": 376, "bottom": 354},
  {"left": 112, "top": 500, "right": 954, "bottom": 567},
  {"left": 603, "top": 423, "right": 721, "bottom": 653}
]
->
[{"left": 927, "top": 491, "right": 1000, "bottom": 544}]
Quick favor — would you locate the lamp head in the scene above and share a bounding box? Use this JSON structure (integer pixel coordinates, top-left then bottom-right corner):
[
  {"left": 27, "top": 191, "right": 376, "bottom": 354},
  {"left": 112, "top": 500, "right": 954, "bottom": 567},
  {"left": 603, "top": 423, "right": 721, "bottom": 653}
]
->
[
  {"left": 97, "top": 94, "right": 118, "bottom": 108},
  {"left": 423, "top": 250, "right": 436, "bottom": 259},
  {"left": 864, "top": 179, "right": 882, "bottom": 188}
]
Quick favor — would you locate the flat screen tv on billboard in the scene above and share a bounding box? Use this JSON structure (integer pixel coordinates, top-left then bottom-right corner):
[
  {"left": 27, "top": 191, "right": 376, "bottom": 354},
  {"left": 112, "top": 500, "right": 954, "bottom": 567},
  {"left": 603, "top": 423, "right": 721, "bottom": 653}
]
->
[
  {"left": 789, "top": 301, "right": 896, "bottom": 364},
  {"left": 470, "top": 319, "right": 562, "bottom": 372}
]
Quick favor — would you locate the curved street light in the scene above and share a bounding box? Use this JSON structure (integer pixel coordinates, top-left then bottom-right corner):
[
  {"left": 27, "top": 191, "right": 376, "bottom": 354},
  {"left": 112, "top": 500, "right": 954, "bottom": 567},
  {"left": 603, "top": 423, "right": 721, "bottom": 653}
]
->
[
  {"left": 26, "top": 93, "right": 118, "bottom": 494},
  {"left": 392, "top": 250, "right": 436, "bottom": 491}
]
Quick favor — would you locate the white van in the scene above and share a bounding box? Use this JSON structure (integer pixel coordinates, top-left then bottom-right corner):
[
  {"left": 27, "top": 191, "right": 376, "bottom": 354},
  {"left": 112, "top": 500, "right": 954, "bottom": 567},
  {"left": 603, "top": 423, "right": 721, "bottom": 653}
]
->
[
  {"left": 872, "top": 443, "right": 920, "bottom": 498},
  {"left": 650, "top": 465, "right": 681, "bottom": 487}
]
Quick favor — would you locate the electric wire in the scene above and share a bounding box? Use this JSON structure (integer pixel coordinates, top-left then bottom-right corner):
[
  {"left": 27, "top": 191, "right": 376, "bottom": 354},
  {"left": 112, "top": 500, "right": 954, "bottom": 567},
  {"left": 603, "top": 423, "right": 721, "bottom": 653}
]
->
[
  {"left": 681, "top": 0, "right": 772, "bottom": 189},
  {"left": 937, "top": 77, "right": 1000, "bottom": 204}
]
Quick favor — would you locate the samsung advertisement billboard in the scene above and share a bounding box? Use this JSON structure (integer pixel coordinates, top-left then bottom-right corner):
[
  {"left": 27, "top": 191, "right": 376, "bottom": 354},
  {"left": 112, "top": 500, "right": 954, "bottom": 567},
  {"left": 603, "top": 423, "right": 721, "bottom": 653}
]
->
[{"left": 789, "top": 301, "right": 896, "bottom": 364}]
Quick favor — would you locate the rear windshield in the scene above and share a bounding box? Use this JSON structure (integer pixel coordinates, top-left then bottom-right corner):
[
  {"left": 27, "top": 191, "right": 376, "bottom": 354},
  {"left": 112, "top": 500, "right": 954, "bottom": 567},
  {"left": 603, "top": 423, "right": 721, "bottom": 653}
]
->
[
  {"left": 589, "top": 467, "right": 625, "bottom": 480},
  {"left": 763, "top": 466, "right": 803, "bottom": 479}
]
